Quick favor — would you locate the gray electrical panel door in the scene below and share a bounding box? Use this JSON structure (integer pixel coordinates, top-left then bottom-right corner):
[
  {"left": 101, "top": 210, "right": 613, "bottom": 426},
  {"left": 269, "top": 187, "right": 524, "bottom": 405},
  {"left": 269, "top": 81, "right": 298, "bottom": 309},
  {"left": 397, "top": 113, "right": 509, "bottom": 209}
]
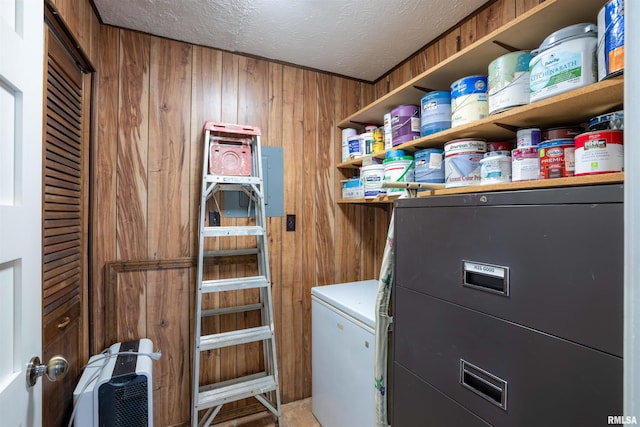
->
[{"left": 224, "top": 146, "right": 284, "bottom": 217}]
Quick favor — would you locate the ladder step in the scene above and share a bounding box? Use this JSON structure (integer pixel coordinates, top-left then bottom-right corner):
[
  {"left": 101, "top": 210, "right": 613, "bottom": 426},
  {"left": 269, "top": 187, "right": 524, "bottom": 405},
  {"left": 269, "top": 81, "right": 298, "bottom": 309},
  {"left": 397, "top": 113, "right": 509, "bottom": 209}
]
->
[
  {"left": 204, "top": 248, "right": 259, "bottom": 258},
  {"left": 205, "top": 175, "right": 262, "bottom": 185},
  {"left": 197, "top": 374, "right": 276, "bottom": 410},
  {"left": 202, "top": 276, "right": 268, "bottom": 293},
  {"left": 199, "top": 326, "right": 273, "bottom": 351},
  {"left": 203, "top": 303, "right": 262, "bottom": 317},
  {"left": 204, "top": 226, "right": 264, "bottom": 237}
]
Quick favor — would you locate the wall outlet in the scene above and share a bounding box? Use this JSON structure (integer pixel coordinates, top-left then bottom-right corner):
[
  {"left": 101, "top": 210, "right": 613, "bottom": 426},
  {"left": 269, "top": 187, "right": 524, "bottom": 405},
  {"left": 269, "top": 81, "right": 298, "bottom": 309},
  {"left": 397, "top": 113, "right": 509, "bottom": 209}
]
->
[
  {"left": 286, "top": 214, "right": 296, "bottom": 232},
  {"left": 209, "top": 211, "right": 220, "bottom": 226}
]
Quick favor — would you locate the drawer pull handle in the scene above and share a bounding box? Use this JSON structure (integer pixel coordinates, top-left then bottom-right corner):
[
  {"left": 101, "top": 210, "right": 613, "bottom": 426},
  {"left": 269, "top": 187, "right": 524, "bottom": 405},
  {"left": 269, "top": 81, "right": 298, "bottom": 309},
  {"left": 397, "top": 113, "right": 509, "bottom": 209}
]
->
[
  {"left": 57, "top": 316, "right": 71, "bottom": 330},
  {"left": 460, "top": 359, "right": 507, "bottom": 410},
  {"left": 462, "top": 261, "right": 509, "bottom": 296}
]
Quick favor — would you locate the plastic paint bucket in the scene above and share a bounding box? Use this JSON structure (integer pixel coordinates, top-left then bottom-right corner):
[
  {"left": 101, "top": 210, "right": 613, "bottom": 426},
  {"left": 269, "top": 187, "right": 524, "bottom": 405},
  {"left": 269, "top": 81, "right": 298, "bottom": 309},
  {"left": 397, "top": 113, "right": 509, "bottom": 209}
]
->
[
  {"left": 391, "top": 105, "right": 421, "bottom": 146},
  {"left": 414, "top": 148, "right": 445, "bottom": 183},
  {"left": 488, "top": 51, "right": 533, "bottom": 114},
  {"left": 516, "top": 128, "right": 541, "bottom": 148},
  {"left": 588, "top": 110, "right": 624, "bottom": 131},
  {"left": 451, "top": 75, "right": 488, "bottom": 128},
  {"left": 511, "top": 147, "right": 539, "bottom": 181},
  {"left": 529, "top": 23, "right": 598, "bottom": 102},
  {"left": 539, "top": 139, "right": 575, "bottom": 179},
  {"left": 598, "top": 0, "right": 624, "bottom": 81},
  {"left": 383, "top": 156, "right": 415, "bottom": 196},
  {"left": 362, "top": 164, "right": 386, "bottom": 199},
  {"left": 348, "top": 134, "right": 362, "bottom": 159},
  {"left": 444, "top": 138, "right": 487, "bottom": 188},
  {"left": 420, "top": 91, "right": 451, "bottom": 136},
  {"left": 341, "top": 128, "right": 357, "bottom": 162},
  {"left": 574, "top": 130, "right": 623, "bottom": 175},
  {"left": 386, "top": 149, "right": 407, "bottom": 160},
  {"left": 360, "top": 132, "right": 374, "bottom": 156},
  {"left": 480, "top": 151, "right": 512, "bottom": 184}
]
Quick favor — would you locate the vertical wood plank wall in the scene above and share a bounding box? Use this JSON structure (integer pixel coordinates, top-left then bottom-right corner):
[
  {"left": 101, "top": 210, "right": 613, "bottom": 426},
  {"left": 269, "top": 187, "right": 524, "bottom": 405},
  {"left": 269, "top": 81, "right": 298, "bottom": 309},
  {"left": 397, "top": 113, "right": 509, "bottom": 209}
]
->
[{"left": 49, "top": 0, "right": 544, "bottom": 425}]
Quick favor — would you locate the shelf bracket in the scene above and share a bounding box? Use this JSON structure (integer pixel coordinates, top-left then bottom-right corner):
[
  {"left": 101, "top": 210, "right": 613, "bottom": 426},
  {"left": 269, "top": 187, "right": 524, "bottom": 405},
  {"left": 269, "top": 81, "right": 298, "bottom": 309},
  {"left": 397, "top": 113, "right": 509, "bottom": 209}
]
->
[
  {"left": 413, "top": 85, "right": 435, "bottom": 93},
  {"left": 492, "top": 40, "right": 523, "bottom": 53},
  {"left": 493, "top": 122, "right": 519, "bottom": 132}
]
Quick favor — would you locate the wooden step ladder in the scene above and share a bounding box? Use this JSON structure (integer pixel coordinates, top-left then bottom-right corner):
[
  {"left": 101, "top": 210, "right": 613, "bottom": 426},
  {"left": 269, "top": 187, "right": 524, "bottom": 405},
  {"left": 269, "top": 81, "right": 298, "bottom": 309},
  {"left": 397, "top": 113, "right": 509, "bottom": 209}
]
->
[{"left": 192, "top": 122, "right": 281, "bottom": 427}]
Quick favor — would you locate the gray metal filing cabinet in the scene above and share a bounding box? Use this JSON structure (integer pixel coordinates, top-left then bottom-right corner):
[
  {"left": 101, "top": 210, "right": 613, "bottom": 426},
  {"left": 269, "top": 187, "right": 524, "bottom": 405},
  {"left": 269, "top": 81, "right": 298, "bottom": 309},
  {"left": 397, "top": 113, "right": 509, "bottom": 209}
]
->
[{"left": 392, "top": 185, "right": 623, "bottom": 427}]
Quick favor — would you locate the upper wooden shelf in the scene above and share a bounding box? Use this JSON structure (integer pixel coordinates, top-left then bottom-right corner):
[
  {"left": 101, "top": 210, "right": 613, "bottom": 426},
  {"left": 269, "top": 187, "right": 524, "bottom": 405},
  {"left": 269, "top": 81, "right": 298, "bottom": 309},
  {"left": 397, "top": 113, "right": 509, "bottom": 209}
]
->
[
  {"left": 338, "top": 76, "right": 624, "bottom": 169},
  {"left": 338, "top": 0, "right": 608, "bottom": 129}
]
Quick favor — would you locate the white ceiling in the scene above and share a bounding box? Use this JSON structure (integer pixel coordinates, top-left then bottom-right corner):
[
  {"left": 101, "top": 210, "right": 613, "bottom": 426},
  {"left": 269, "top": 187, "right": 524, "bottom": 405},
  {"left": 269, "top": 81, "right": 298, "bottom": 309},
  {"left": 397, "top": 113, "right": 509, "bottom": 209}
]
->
[{"left": 92, "top": 0, "right": 488, "bottom": 82}]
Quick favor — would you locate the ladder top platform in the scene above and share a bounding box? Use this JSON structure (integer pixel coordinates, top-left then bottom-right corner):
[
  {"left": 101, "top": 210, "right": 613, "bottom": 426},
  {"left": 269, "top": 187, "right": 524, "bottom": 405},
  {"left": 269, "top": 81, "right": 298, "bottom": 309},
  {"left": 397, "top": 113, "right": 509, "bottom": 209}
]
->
[{"left": 204, "top": 121, "right": 261, "bottom": 136}]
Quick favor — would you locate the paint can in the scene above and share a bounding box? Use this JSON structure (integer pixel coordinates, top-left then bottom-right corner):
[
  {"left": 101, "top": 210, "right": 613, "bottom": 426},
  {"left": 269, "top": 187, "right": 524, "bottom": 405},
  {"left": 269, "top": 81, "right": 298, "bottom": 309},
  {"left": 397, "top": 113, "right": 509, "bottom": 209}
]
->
[
  {"left": 487, "top": 141, "right": 513, "bottom": 152},
  {"left": 383, "top": 155, "right": 415, "bottom": 196},
  {"left": 542, "top": 126, "right": 584, "bottom": 140},
  {"left": 341, "top": 128, "right": 357, "bottom": 162},
  {"left": 598, "top": 0, "right": 624, "bottom": 81},
  {"left": 516, "top": 127, "right": 541, "bottom": 148},
  {"left": 444, "top": 138, "right": 487, "bottom": 188},
  {"left": 480, "top": 151, "right": 512, "bottom": 184},
  {"left": 588, "top": 110, "right": 624, "bottom": 131},
  {"left": 488, "top": 51, "right": 533, "bottom": 114},
  {"left": 372, "top": 128, "right": 385, "bottom": 154},
  {"left": 420, "top": 91, "right": 451, "bottom": 136},
  {"left": 574, "top": 130, "right": 624, "bottom": 175},
  {"left": 511, "top": 147, "right": 540, "bottom": 181},
  {"left": 391, "top": 105, "right": 421, "bottom": 146},
  {"left": 539, "top": 139, "right": 575, "bottom": 179},
  {"left": 529, "top": 23, "right": 598, "bottom": 102},
  {"left": 451, "top": 75, "right": 488, "bottom": 128},
  {"left": 360, "top": 132, "right": 374, "bottom": 156},
  {"left": 414, "top": 148, "right": 445, "bottom": 183},
  {"left": 362, "top": 164, "right": 386, "bottom": 199},
  {"left": 364, "top": 125, "right": 378, "bottom": 133},
  {"left": 348, "top": 134, "right": 362, "bottom": 159},
  {"left": 383, "top": 113, "right": 393, "bottom": 149}
]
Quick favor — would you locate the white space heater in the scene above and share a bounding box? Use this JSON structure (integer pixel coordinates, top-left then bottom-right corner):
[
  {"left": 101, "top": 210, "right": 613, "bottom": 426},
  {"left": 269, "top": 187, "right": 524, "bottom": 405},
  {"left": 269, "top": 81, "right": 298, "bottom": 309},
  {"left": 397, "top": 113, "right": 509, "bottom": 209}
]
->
[{"left": 73, "top": 338, "right": 156, "bottom": 427}]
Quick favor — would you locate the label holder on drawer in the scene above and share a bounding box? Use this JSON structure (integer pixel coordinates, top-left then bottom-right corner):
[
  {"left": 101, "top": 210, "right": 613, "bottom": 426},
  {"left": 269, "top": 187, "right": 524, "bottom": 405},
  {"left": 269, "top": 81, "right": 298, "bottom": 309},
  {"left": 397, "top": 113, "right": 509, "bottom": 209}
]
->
[
  {"left": 462, "top": 260, "right": 509, "bottom": 296},
  {"left": 460, "top": 359, "right": 508, "bottom": 410}
]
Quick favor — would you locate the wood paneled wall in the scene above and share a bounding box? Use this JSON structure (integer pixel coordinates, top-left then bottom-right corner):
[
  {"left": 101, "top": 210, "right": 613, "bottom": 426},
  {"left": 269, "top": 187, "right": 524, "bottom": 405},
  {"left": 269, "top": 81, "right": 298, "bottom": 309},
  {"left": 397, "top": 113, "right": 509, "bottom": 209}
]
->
[
  {"left": 92, "top": 27, "right": 386, "bottom": 425},
  {"left": 374, "top": 0, "right": 544, "bottom": 96}
]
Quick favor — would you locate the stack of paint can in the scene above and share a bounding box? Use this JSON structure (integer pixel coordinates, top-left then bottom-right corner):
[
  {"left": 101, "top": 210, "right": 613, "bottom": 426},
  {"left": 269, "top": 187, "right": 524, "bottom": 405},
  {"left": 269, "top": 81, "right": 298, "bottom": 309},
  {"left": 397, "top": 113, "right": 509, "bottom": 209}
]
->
[{"left": 512, "top": 128, "right": 541, "bottom": 182}]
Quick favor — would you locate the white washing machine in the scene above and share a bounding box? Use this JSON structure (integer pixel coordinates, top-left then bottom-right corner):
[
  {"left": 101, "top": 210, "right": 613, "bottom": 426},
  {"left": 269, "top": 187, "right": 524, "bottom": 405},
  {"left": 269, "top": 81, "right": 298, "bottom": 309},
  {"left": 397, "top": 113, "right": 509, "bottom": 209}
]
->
[{"left": 311, "top": 279, "right": 378, "bottom": 427}]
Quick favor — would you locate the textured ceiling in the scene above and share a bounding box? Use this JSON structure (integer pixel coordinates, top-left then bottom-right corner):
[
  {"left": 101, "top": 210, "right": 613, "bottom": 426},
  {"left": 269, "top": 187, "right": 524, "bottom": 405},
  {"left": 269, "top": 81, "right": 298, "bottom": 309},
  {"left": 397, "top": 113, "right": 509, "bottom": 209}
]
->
[{"left": 92, "top": 0, "right": 487, "bottom": 82}]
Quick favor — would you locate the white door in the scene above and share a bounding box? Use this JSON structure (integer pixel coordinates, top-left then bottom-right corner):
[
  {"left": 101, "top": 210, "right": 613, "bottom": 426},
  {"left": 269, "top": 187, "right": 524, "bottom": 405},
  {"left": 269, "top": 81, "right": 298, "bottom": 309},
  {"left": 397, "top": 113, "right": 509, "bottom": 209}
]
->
[{"left": 0, "top": 0, "right": 44, "bottom": 426}]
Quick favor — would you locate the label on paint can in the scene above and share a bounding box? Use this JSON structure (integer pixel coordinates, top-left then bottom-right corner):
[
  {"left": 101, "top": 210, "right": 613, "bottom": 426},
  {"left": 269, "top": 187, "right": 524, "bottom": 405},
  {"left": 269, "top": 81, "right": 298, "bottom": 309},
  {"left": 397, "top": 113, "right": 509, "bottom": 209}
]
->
[
  {"left": 444, "top": 139, "right": 487, "bottom": 188},
  {"left": 574, "top": 130, "right": 624, "bottom": 175},
  {"left": 348, "top": 134, "right": 362, "bottom": 159},
  {"left": 511, "top": 147, "right": 539, "bottom": 181},
  {"left": 341, "top": 128, "right": 357, "bottom": 163},
  {"left": 539, "top": 139, "right": 575, "bottom": 179}
]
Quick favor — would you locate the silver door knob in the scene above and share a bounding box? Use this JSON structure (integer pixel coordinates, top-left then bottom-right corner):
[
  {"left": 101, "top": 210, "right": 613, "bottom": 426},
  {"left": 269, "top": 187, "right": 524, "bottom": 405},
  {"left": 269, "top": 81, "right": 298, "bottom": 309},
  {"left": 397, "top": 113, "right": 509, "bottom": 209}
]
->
[{"left": 26, "top": 355, "right": 69, "bottom": 387}]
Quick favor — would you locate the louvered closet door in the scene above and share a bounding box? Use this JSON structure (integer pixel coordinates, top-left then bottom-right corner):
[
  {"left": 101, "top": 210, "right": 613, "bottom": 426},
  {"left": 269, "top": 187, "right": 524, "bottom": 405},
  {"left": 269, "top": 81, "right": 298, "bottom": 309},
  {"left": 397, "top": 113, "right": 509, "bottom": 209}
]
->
[{"left": 42, "top": 25, "right": 88, "bottom": 427}]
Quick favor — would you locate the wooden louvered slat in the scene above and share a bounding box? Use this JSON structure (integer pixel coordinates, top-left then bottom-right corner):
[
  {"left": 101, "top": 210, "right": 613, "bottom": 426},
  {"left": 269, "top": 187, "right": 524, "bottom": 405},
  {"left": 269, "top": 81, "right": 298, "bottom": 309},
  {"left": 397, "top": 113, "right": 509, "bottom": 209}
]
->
[
  {"left": 45, "top": 168, "right": 81, "bottom": 186},
  {"left": 44, "top": 287, "right": 79, "bottom": 316},
  {"left": 44, "top": 264, "right": 79, "bottom": 291},
  {"left": 47, "top": 68, "right": 81, "bottom": 109},
  {"left": 46, "top": 146, "right": 81, "bottom": 170},
  {"left": 46, "top": 126, "right": 81, "bottom": 156},
  {"left": 44, "top": 218, "right": 80, "bottom": 229},
  {"left": 43, "top": 252, "right": 80, "bottom": 275},
  {"left": 45, "top": 176, "right": 80, "bottom": 192},
  {"left": 45, "top": 185, "right": 79, "bottom": 198},
  {"left": 43, "top": 246, "right": 80, "bottom": 264},
  {"left": 46, "top": 112, "right": 81, "bottom": 139},
  {"left": 44, "top": 225, "right": 80, "bottom": 238},
  {"left": 46, "top": 152, "right": 82, "bottom": 176},
  {"left": 47, "top": 98, "right": 81, "bottom": 131}
]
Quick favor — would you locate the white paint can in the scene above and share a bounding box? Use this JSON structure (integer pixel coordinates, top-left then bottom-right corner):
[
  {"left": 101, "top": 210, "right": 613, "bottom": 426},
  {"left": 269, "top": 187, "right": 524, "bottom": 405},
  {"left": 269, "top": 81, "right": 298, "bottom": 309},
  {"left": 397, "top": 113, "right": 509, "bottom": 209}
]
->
[
  {"left": 362, "top": 164, "right": 386, "bottom": 199},
  {"left": 444, "top": 138, "right": 487, "bottom": 188},
  {"left": 511, "top": 147, "right": 539, "bottom": 181},
  {"left": 341, "top": 128, "right": 357, "bottom": 162},
  {"left": 450, "top": 75, "right": 488, "bottom": 128},
  {"left": 488, "top": 51, "right": 533, "bottom": 114},
  {"left": 480, "top": 151, "right": 512, "bottom": 184}
]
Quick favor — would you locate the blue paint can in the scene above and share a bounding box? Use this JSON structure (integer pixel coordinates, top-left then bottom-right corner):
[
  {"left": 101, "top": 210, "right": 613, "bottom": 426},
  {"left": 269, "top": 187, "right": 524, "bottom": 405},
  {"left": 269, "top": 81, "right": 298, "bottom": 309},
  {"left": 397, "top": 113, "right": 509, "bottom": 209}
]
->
[
  {"left": 414, "top": 148, "right": 445, "bottom": 183},
  {"left": 420, "top": 91, "right": 451, "bottom": 137}
]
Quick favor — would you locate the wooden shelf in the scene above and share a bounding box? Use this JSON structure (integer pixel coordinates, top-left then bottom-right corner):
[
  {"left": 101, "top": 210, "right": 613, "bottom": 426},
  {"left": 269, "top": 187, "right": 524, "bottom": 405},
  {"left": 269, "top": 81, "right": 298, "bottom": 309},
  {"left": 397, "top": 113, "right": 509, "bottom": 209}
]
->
[
  {"left": 338, "top": 173, "right": 624, "bottom": 204},
  {"left": 338, "top": 76, "right": 623, "bottom": 170},
  {"left": 338, "top": 0, "right": 607, "bottom": 128}
]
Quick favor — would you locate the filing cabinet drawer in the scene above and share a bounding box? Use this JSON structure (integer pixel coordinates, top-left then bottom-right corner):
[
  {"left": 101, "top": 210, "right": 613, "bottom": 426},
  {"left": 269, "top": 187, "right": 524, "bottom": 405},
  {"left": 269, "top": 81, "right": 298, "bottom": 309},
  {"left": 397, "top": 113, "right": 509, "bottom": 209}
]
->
[
  {"left": 393, "top": 363, "right": 490, "bottom": 427},
  {"left": 394, "top": 185, "right": 623, "bottom": 356},
  {"left": 394, "top": 288, "right": 622, "bottom": 427}
]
